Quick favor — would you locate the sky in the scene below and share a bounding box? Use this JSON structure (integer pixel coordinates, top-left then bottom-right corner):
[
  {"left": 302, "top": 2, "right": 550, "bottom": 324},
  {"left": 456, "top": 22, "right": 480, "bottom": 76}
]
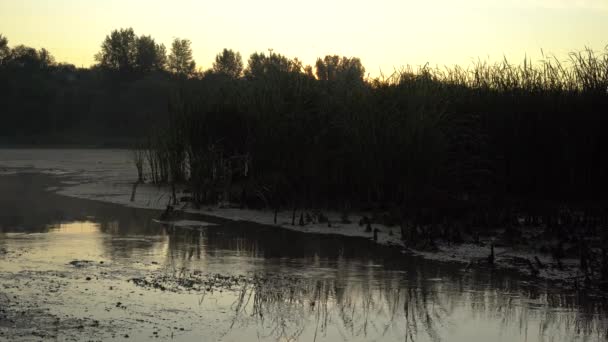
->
[{"left": 0, "top": 0, "right": 607, "bottom": 76}]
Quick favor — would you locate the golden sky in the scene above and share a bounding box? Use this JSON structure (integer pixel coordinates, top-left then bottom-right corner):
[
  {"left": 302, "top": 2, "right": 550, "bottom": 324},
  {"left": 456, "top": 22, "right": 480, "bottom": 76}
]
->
[{"left": 0, "top": 0, "right": 606, "bottom": 76}]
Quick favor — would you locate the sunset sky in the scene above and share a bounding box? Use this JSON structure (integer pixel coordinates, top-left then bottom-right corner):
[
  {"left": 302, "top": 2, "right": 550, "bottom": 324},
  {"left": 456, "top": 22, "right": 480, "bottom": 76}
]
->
[{"left": 1, "top": 0, "right": 606, "bottom": 75}]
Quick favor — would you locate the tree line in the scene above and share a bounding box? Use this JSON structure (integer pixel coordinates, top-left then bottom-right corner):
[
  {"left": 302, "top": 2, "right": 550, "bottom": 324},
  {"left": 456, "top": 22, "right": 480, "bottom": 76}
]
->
[
  {"left": 94, "top": 28, "right": 196, "bottom": 77},
  {"left": 0, "top": 29, "right": 198, "bottom": 143},
  {"left": 1, "top": 29, "right": 608, "bottom": 214},
  {"left": 0, "top": 28, "right": 366, "bottom": 145}
]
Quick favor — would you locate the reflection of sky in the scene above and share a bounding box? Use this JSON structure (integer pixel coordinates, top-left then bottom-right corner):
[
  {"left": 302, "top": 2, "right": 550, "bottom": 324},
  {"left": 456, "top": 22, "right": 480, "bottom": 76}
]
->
[
  {"left": 0, "top": 0, "right": 607, "bottom": 75},
  {"left": 1, "top": 220, "right": 170, "bottom": 271},
  {"left": 48, "top": 221, "right": 100, "bottom": 234},
  {"left": 1, "top": 218, "right": 607, "bottom": 341}
]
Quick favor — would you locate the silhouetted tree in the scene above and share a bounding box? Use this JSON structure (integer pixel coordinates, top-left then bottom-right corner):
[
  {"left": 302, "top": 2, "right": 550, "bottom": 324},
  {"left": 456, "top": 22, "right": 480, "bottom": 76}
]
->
[
  {"left": 303, "top": 65, "right": 314, "bottom": 78},
  {"left": 245, "top": 51, "right": 299, "bottom": 79},
  {"left": 7, "top": 45, "right": 37, "bottom": 67},
  {"left": 315, "top": 55, "right": 340, "bottom": 81},
  {"left": 38, "top": 48, "right": 55, "bottom": 67},
  {"left": 212, "top": 48, "right": 243, "bottom": 78},
  {"left": 95, "top": 28, "right": 138, "bottom": 73},
  {"left": 135, "top": 35, "right": 166, "bottom": 73},
  {"left": 0, "top": 34, "right": 9, "bottom": 65},
  {"left": 339, "top": 57, "right": 365, "bottom": 82},
  {"left": 168, "top": 38, "right": 196, "bottom": 77},
  {"left": 315, "top": 55, "right": 365, "bottom": 82},
  {"left": 6, "top": 45, "right": 54, "bottom": 69}
]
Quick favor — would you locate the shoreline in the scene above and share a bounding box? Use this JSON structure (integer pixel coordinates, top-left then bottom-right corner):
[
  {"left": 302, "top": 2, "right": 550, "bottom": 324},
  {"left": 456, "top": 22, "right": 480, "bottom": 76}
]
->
[
  {"left": 0, "top": 152, "right": 589, "bottom": 289},
  {"left": 52, "top": 177, "right": 584, "bottom": 286}
]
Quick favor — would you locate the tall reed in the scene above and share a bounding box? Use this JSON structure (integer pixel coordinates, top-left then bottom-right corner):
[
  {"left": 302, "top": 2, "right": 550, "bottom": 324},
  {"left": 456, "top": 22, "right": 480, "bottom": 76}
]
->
[{"left": 140, "top": 47, "right": 608, "bottom": 213}]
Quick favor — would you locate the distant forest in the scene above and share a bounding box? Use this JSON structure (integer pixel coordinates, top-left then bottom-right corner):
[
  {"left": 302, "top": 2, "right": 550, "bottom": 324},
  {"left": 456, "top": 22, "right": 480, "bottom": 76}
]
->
[
  {"left": 0, "top": 29, "right": 198, "bottom": 145},
  {"left": 1, "top": 29, "right": 608, "bottom": 206}
]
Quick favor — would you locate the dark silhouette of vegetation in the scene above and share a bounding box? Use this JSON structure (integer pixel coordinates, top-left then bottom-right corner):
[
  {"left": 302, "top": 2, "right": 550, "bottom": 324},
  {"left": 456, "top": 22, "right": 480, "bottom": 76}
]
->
[
  {"left": 315, "top": 55, "right": 365, "bottom": 82},
  {"left": 168, "top": 38, "right": 196, "bottom": 77},
  {"left": 0, "top": 29, "right": 181, "bottom": 144},
  {"left": 2, "top": 30, "right": 608, "bottom": 225},
  {"left": 0, "top": 34, "right": 9, "bottom": 64},
  {"left": 135, "top": 35, "right": 167, "bottom": 73},
  {"left": 212, "top": 48, "right": 243, "bottom": 78},
  {"left": 143, "top": 47, "right": 608, "bottom": 212},
  {"left": 95, "top": 28, "right": 167, "bottom": 76},
  {"left": 95, "top": 28, "right": 138, "bottom": 73}
]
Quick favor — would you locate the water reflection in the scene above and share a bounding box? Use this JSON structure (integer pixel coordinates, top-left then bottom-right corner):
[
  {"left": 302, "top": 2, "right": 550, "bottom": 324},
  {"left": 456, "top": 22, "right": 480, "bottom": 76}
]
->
[
  {"left": 48, "top": 221, "right": 100, "bottom": 234},
  {"left": 152, "top": 226, "right": 608, "bottom": 341},
  {"left": 206, "top": 272, "right": 608, "bottom": 341},
  {"left": 1, "top": 173, "right": 608, "bottom": 341}
]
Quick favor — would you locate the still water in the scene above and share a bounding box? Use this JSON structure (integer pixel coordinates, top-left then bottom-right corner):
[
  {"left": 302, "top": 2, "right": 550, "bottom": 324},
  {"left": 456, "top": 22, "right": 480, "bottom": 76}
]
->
[{"left": 0, "top": 173, "right": 607, "bottom": 341}]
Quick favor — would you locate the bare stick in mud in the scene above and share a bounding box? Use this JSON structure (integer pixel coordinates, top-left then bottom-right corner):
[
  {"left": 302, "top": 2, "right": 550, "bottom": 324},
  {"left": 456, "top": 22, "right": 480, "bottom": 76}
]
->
[{"left": 130, "top": 181, "right": 140, "bottom": 202}]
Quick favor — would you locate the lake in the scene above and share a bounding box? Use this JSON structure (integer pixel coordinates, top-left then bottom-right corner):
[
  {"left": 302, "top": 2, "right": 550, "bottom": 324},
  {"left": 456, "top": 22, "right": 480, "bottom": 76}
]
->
[{"left": 0, "top": 150, "right": 607, "bottom": 341}]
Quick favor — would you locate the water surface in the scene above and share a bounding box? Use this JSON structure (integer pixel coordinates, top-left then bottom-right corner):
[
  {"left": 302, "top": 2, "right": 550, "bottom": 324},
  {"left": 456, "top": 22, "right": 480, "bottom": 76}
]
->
[{"left": 0, "top": 173, "right": 607, "bottom": 341}]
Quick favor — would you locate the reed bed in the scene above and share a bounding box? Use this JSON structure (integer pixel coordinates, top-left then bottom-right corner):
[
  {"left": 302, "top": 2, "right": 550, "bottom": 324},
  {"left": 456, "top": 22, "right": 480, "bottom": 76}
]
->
[{"left": 139, "top": 48, "right": 608, "bottom": 216}]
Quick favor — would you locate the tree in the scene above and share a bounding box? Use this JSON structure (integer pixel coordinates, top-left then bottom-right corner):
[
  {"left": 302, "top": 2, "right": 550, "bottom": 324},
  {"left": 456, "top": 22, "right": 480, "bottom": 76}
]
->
[
  {"left": 168, "top": 38, "right": 196, "bottom": 77},
  {"left": 95, "top": 28, "right": 137, "bottom": 72},
  {"left": 315, "top": 55, "right": 340, "bottom": 81},
  {"left": 7, "top": 45, "right": 54, "bottom": 69},
  {"left": 244, "top": 51, "right": 299, "bottom": 79},
  {"left": 0, "top": 34, "right": 9, "bottom": 65},
  {"left": 315, "top": 55, "right": 365, "bottom": 82},
  {"left": 212, "top": 48, "right": 243, "bottom": 78},
  {"left": 135, "top": 35, "right": 166, "bottom": 73},
  {"left": 339, "top": 57, "right": 365, "bottom": 82},
  {"left": 303, "top": 65, "right": 314, "bottom": 78},
  {"left": 38, "top": 48, "right": 55, "bottom": 67}
]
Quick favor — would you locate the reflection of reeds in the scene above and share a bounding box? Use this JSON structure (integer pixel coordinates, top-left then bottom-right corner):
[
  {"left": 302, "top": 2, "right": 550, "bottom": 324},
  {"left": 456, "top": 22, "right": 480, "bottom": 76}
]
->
[
  {"left": 218, "top": 274, "right": 448, "bottom": 341},
  {"left": 129, "top": 259, "right": 608, "bottom": 342},
  {"left": 147, "top": 227, "right": 608, "bottom": 341},
  {"left": 459, "top": 280, "right": 608, "bottom": 341}
]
